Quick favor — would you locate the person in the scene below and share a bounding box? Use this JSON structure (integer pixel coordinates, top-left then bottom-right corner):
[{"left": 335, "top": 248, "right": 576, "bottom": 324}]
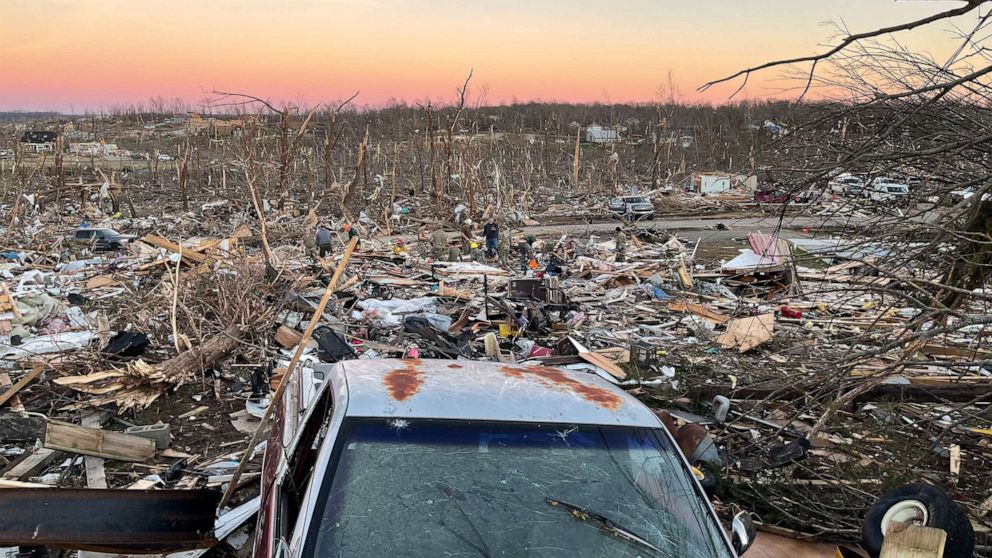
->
[
  {"left": 483, "top": 219, "right": 499, "bottom": 258},
  {"left": 315, "top": 224, "right": 333, "bottom": 257},
  {"left": 624, "top": 201, "right": 634, "bottom": 224},
  {"left": 515, "top": 237, "right": 534, "bottom": 264},
  {"left": 342, "top": 223, "right": 360, "bottom": 250},
  {"left": 460, "top": 219, "right": 474, "bottom": 256},
  {"left": 431, "top": 228, "right": 449, "bottom": 260},
  {"left": 614, "top": 226, "right": 627, "bottom": 262}
]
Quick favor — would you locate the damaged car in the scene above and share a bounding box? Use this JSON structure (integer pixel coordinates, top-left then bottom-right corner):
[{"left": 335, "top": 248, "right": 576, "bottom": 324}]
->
[{"left": 253, "top": 359, "right": 751, "bottom": 557}]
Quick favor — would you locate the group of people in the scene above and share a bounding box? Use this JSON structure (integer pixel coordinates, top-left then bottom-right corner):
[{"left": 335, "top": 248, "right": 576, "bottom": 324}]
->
[
  {"left": 426, "top": 218, "right": 501, "bottom": 261},
  {"left": 309, "top": 216, "right": 630, "bottom": 268},
  {"left": 312, "top": 222, "right": 360, "bottom": 258}
]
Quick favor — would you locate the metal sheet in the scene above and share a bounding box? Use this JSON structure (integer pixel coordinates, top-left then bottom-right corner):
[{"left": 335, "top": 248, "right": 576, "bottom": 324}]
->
[{"left": 0, "top": 489, "right": 220, "bottom": 553}]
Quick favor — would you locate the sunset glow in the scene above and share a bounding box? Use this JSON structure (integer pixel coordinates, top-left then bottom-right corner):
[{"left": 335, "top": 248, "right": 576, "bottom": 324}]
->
[{"left": 1, "top": 0, "right": 963, "bottom": 111}]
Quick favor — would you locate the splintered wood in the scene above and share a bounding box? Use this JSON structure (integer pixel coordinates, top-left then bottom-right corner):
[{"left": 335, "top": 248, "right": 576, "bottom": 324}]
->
[
  {"left": 880, "top": 522, "right": 946, "bottom": 558},
  {"left": 716, "top": 313, "right": 774, "bottom": 353}
]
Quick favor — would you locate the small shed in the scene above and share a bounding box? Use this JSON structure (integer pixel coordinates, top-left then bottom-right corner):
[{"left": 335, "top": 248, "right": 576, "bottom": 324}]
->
[{"left": 585, "top": 124, "right": 620, "bottom": 144}]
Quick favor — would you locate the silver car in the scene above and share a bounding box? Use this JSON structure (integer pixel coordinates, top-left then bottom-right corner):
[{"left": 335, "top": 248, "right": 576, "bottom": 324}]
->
[
  {"left": 608, "top": 196, "right": 656, "bottom": 219},
  {"left": 254, "top": 359, "right": 750, "bottom": 557}
]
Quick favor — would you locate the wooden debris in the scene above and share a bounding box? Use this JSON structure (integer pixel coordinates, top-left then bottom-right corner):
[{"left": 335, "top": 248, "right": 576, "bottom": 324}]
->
[
  {"left": 44, "top": 421, "right": 156, "bottom": 462},
  {"left": 667, "top": 300, "right": 729, "bottom": 324},
  {"left": 274, "top": 325, "right": 303, "bottom": 348},
  {"left": 0, "top": 282, "right": 22, "bottom": 319},
  {"left": 716, "top": 313, "right": 774, "bottom": 353},
  {"left": 1, "top": 448, "right": 61, "bottom": 481},
  {"left": 86, "top": 275, "right": 119, "bottom": 289},
  {"left": 0, "top": 364, "right": 44, "bottom": 409},
  {"left": 579, "top": 351, "right": 627, "bottom": 380},
  {"left": 880, "top": 522, "right": 946, "bottom": 557},
  {"left": 140, "top": 234, "right": 211, "bottom": 264}
]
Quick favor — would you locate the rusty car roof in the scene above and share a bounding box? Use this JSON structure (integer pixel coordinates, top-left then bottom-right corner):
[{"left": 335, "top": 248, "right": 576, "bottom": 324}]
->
[{"left": 325, "top": 358, "right": 660, "bottom": 427}]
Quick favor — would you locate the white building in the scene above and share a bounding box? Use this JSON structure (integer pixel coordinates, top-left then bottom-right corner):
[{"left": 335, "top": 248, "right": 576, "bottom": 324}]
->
[
  {"left": 69, "top": 142, "right": 119, "bottom": 156},
  {"left": 585, "top": 124, "right": 621, "bottom": 143},
  {"left": 689, "top": 171, "right": 757, "bottom": 194}
]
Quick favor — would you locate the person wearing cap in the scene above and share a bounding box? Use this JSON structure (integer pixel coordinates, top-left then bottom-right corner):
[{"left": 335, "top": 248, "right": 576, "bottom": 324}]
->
[
  {"left": 315, "top": 224, "right": 333, "bottom": 257},
  {"left": 460, "top": 219, "right": 474, "bottom": 256},
  {"left": 342, "top": 223, "right": 360, "bottom": 250}
]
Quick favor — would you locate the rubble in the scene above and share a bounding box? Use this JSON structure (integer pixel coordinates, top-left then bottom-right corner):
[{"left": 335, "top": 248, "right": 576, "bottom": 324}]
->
[{"left": 1, "top": 175, "right": 990, "bottom": 554}]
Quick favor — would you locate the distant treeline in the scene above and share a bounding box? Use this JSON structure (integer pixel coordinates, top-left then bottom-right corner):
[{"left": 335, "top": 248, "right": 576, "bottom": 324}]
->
[{"left": 0, "top": 112, "right": 62, "bottom": 123}]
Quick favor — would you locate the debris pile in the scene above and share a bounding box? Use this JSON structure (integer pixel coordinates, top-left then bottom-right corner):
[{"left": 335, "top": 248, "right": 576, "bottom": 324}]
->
[{"left": 1, "top": 203, "right": 990, "bottom": 552}]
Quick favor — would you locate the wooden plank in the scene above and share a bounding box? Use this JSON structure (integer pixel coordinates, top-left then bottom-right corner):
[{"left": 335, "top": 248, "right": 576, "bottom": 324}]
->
[
  {"left": 44, "top": 421, "right": 156, "bottom": 462},
  {"left": 82, "top": 413, "right": 108, "bottom": 488},
  {"left": 86, "top": 275, "right": 119, "bottom": 289},
  {"left": 579, "top": 351, "right": 627, "bottom": 380},
  {"left": 0, "top": 372, "right": 24, "bottom": 412},
  {"left": 880, "top": 522, "right": 946, "bottom": 557},
  {"left": 677, "top": 261, "right": 694, "bottom": 289},
  {"left": 0, "top": 479, "right": 50, "bottom": 489},
  {"left": 139, "top": 234, "right": 210, "bottom": 264},
  {"left": 1, "top": 448, "right": 61, "bottom": 480},
  {"left": 666, "top": 300, "right": 729, "bottom": 324},
  {"left": 53, "top": 370, "right": 126, "bottom": 386},
  {"left": 0, "top": 364, "right": 44, "bottom": 408}
]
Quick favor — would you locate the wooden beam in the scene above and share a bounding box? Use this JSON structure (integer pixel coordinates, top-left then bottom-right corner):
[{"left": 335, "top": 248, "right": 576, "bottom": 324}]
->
[
  {"left": 44, "top": 421, "right": 155, "bottom": 462},
  {"left": 0, "top": 364, "right": 44, "bottom": 409},
  {"left": 140, "top": 234, "right": 210, "bottom": 264}
]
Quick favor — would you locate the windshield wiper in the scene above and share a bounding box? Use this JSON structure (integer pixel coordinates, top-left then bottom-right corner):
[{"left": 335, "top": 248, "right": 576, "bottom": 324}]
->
[{"left": 545, "top": 498, "right": 668, "bottom": 556}]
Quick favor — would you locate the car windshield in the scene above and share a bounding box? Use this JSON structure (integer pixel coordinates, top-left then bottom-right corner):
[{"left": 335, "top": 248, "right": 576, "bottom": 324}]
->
[
  {"left": 886, "top": 186, "right": 907, "bottom": 193},
  {"left": 305, "top": 419, "right": 732, "bottom": 558},
  {"left": 624, "top": 197, "right": 649, "bottom": 204}
]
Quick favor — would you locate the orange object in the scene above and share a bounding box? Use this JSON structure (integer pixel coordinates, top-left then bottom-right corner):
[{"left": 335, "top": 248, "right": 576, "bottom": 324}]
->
[{"left": 528, "top": 259, "right": 538, "bottom": 270}]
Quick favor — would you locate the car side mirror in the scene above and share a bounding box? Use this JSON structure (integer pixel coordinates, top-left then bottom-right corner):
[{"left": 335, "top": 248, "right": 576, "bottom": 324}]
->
[{"left": 731, "top": 511, "right": 756, "bottom": 555}]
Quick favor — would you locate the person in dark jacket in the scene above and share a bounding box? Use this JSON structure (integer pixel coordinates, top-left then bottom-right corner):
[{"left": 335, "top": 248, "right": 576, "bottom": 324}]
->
[{"left": 483, "top": 219, "right": 499, "bottom": 258}]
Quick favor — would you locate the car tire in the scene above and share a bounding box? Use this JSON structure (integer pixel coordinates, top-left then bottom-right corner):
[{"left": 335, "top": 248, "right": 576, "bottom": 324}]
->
[{"left": 861, "top": 483, "right": 974, "bottom": 558}]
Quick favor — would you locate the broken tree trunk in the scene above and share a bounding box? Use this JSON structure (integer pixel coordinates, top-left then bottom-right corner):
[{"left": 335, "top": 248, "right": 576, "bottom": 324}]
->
[{"left": 155, "top": 324, "right": 244, "bottom": 383}]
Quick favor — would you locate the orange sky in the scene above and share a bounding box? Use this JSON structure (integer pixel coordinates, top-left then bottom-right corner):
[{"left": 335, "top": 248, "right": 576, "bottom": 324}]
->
[{"left": 0, "top": 0, "right": 971, "bottom": 111}]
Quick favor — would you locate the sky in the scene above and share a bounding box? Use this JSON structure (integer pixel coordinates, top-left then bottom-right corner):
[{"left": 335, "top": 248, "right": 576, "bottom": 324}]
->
[{"left": 0, "top": 0, "right": 973, "bottom": 112}]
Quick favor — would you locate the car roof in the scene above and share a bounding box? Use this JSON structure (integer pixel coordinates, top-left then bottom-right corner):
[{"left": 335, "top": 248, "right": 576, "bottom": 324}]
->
[{"left": 329, "top": 358, "right": 660, "bottom": 427}]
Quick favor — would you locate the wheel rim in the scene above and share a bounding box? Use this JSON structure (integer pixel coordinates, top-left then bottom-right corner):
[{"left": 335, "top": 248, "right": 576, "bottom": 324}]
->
[{"left": 880, "top": 500, "right": 929, "bottom": 535}]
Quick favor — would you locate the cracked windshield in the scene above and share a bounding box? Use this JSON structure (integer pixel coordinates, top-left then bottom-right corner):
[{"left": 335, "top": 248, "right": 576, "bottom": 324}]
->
[{"left": 307, "top": 419, "right": 732, "bottom": 557}]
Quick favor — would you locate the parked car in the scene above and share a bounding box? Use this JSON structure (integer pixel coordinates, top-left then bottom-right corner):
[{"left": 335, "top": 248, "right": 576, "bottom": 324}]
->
[
  {"left": 253, "top": 359, "right": 751, "bottom": 557},
  {"left": 71, "top": 227, "right": 136, "bottom": 251},
  {"left": 865, "top": 179, "right": 910, "bottom": 202},
  {"left": 607, "top": 195, "right": 655, "bottom": 219},
  {"left": 828, "top": 174, "right": 865, "bottom": 196},
  {"left": 753, "top": 189, "right": 801, "bottom": 204}
]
